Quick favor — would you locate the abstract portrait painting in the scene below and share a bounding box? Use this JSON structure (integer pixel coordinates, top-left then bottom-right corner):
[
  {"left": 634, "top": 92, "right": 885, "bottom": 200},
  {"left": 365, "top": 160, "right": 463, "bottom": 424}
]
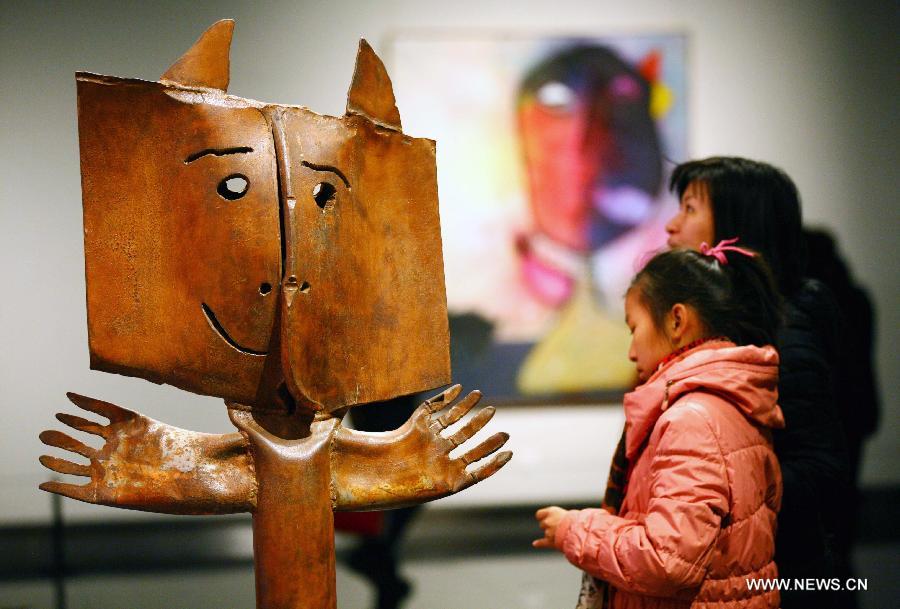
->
[{"left": 391, "top": 32, "right": 687, "bottom": 401}]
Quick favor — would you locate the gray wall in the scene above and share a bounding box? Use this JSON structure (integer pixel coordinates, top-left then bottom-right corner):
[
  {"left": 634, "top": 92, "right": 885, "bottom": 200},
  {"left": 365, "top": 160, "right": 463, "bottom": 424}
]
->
[{"left": 1, "top": 0, "right": 897, "bottom": 524}]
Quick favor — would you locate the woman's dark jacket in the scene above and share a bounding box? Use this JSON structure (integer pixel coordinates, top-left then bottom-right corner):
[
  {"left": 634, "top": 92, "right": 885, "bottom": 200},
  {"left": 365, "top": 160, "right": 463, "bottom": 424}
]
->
[{"left": 774, "top": 279, "right": 850, "bottom": 608}]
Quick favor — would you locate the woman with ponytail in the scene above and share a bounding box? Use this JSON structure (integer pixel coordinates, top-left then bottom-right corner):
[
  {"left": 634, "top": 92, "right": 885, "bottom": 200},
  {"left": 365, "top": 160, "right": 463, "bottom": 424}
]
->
[{"left": 535, "top": 242, "right": 784, "bottom": 609}]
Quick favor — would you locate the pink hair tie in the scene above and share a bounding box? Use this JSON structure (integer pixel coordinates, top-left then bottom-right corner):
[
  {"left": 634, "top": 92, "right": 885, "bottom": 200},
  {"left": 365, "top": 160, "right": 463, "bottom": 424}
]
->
[{"left": 699, "top": 237, "right": 756, "bottom": 265}]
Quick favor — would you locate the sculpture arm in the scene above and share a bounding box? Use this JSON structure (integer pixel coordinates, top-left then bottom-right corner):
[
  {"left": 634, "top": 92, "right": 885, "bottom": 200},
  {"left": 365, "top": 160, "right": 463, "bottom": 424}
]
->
[
  {"left": 330, "top": 385, "right": 511, "bottom": 511},
  {"left": 39, "top": 393, "right": 256, "bottom": 514}
]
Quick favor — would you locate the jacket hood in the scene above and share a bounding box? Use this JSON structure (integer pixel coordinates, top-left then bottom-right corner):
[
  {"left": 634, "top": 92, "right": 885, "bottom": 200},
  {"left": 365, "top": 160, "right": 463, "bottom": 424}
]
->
[{"left": 623, "top": 340, "right": 784, "bottom": 460}]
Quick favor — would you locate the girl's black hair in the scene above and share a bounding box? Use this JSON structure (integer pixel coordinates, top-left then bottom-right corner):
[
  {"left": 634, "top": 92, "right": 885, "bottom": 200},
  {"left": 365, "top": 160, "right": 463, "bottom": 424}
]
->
[
  {"left": 669, "top": 156, "right": 806, "bottom": 297},
  {"left": 631, "top": 248, "right": 783, "bottom": 347}
]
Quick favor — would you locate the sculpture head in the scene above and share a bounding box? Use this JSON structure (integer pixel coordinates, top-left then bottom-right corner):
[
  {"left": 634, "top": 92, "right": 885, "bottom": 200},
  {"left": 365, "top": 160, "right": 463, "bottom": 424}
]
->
[{"left": 77, "top": 20, "right": 450, "bottom": 412}]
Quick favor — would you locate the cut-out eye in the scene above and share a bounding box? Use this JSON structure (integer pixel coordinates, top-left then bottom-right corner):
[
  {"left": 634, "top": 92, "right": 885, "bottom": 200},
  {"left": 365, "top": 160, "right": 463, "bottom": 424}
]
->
[
  {"left": 312, "top": 182, "right": 337, "bottom": 210},
  {"left": 217, "top": 174, "right": 249, "bottom": 200}
]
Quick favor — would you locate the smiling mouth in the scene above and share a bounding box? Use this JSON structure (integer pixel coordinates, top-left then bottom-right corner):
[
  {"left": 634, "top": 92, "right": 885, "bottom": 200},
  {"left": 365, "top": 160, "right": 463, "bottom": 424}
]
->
[{"left": 201, "top": 303, "right": 267, "bottom": 356}]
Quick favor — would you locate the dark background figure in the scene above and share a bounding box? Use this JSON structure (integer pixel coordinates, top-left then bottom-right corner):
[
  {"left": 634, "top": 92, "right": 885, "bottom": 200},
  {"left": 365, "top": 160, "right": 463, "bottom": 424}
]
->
[
  {"left": 344, "top": 393, "right": 422, "bottom": 609},
  {"left": 804, "top": 227, "right": 881, "bottom": 609}
]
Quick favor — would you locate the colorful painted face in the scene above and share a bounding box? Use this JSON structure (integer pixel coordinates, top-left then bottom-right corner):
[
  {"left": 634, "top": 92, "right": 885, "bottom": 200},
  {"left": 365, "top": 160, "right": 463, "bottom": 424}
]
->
[
  {"left": 665, "top": 180, "right": 715, "bottom": 251},
  {"left": 77, "top": 21, "right": 450, "bottom": 412},
  {"left": 624, "top": 288, "right": 673, "bottom": 383},
  {"left": 516, "top": 45, "right": 663, "bottom": 305}
]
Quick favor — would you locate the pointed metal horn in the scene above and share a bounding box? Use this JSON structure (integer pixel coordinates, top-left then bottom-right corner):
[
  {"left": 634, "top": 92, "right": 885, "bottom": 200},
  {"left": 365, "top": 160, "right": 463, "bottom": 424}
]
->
[
  {"left": 346, "top": 39, "right": 402, "bottom": 132},
  {"left": 161, "top": 19, "right": 234, "bottom": 91}
]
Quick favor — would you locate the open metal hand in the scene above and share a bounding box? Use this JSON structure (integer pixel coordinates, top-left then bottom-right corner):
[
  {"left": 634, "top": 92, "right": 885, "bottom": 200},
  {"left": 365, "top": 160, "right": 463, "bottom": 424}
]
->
[
  {"left": 331, "top": 385, "right": 512, "bottom": 511},
  {"left": 39, "top": 393, "right": 255, "bottom": 514}
]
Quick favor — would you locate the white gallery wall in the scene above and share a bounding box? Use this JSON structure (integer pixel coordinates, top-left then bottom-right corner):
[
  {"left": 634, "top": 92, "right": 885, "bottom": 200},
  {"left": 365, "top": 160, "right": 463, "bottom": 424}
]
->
[{"left": 1, "top": 0, "right": 897, "bottom": 524}]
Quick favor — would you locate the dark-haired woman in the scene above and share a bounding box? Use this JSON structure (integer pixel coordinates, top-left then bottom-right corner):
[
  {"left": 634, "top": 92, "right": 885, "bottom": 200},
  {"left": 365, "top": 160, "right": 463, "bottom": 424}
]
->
[
  {"left": 535, "top": 243, "right": 784, "bottom": 609},
  {"left": 666, "top": 157, "right": 851, "bottom": 609}
]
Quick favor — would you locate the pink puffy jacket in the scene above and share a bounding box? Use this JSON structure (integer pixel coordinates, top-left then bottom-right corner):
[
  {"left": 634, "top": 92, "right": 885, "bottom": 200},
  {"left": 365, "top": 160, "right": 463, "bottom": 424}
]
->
[{"left": 555, "top": 341, "right": 784, "bottom": 609}]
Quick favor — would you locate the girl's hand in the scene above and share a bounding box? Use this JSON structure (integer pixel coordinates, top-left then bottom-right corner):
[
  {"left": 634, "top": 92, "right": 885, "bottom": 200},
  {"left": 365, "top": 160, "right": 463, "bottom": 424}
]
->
[{"left": 533, "top": 505, "right": 569, "bottom": 549}]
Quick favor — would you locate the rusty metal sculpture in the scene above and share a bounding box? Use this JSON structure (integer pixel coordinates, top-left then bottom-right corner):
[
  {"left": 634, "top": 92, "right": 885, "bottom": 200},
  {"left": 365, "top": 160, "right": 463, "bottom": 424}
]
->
[{"left": 38, "top": 20, "right": 511, "bottom": 609}]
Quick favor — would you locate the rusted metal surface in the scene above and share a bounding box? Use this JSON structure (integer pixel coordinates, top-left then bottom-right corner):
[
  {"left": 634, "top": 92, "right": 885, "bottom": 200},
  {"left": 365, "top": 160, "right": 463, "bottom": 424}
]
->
[
  {"left": 345, "top": 38, "right": 403, "bottom": 131},
  {"left": 39, "top": 19, "right": 511, "bottom": 609},
  {"left": 40, "top": 393, "right": 255, "bottom": 514},
  {"left": 160, "top": 18, "right": 233, "bottom": 91}
]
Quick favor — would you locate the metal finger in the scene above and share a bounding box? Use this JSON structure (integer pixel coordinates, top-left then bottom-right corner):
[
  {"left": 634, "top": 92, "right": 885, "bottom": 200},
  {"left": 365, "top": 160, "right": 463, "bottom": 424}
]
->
[
  {"left": 39, "top": 455, "right": 91, "bottom": 477},
  {"left": 39, "top": 430, "right": 97, "bottom": 459},
  {"left": 458, "top": 432, "right": 509, "bottom": 465},
  {"left": 447, "top": 406, "right": 496, "bottom": 447},
  {"left": 454, "top": 450, "right": 513, "bottom": 492},
  {"left": 56, "top": 412, "right": 106, "bottom": 438},
  {"left": 437, "top": 390, "right": 481, "bottom": 428},
  {"left": 39, "top": 480, "right": 94, "bottom": 503},
  {"left": 67, "top": 392, "right": 133, "bottom": 424},
  {"left": 422, "top": 384, "right": 462, "bottom": 415}
]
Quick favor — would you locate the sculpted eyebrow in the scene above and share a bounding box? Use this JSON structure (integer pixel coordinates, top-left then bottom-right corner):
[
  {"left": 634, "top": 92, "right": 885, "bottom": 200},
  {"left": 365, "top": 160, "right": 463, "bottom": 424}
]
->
[
  {"left": 184, "top": 147, "right": 254, "bottom": 164},
  {"left": 301, "top": 161, "right": 350, "bottom": 188}
]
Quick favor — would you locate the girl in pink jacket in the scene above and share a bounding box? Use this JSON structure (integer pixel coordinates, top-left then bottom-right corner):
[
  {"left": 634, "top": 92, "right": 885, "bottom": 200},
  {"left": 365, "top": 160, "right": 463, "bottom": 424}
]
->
[{"left": 535, "top": 241, "right": 785, "bottom": 609}]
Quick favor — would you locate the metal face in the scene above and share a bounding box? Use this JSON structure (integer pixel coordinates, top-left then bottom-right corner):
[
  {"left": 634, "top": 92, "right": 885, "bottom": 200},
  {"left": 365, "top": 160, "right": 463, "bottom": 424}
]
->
[
  {"left": 274, "top": 108, "right": 450, "bottom": 411},
  {"left": 79, "top": 75, "right": 281, "bottom": 404},
  {"left": 77, "top": 33, "right": 449, "bottom": 411}
]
